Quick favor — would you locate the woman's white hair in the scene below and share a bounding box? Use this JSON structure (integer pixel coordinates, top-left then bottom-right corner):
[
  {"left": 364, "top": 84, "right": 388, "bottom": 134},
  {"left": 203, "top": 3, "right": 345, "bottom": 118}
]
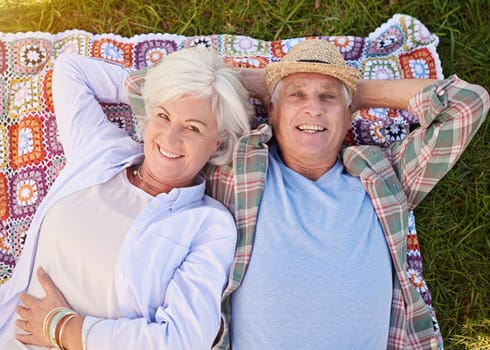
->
[{"left": 139, "top": 47, "right": 253, "bottom": 166}]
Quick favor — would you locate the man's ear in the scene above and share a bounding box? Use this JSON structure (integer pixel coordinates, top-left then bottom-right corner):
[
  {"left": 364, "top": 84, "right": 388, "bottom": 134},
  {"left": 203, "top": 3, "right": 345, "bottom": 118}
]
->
[
  {"left": 344, "top": 107, "right": 353, "bottom": 131},
  {"left": 268, "top": 101, "right": 276, "bottom": 125}
]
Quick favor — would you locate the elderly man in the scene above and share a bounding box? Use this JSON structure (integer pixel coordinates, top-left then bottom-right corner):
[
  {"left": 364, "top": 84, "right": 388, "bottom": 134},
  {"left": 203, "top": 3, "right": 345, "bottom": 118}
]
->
[{"left": 127, "top": 40, "right": 489, "bottom": 349}]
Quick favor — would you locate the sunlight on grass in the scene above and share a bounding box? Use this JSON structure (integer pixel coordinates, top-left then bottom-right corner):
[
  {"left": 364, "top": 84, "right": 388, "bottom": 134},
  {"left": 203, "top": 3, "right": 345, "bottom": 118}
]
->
[
  {"left": 4, "top": 0, "right": 52, "bottom": 4},
  {"left": 450, "top": 319, "right": 490, "bottom": 349}
]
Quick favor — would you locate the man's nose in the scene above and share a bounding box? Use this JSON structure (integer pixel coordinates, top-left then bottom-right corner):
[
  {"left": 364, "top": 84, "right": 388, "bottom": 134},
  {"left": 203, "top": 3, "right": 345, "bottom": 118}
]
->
[{"left": 305, "top": 96, "right": 323, "bottom": 116}]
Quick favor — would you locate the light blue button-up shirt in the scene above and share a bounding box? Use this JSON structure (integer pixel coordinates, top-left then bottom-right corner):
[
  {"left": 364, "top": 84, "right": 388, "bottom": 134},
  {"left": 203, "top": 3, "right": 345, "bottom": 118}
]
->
[{"left": 0, "top": 53, "right": 237, "bottom": 349}]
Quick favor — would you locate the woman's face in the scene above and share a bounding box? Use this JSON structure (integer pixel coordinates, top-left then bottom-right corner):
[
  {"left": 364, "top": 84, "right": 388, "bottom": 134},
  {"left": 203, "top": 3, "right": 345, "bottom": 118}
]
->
[{"left": 142, "top": 96, "right": 220, "bottom": 191}]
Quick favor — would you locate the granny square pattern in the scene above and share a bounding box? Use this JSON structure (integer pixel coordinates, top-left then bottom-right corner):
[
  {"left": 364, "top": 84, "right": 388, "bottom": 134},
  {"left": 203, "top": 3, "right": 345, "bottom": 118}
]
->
[{"left": 0, "top": 14, "right": 443, "bottom": 342}]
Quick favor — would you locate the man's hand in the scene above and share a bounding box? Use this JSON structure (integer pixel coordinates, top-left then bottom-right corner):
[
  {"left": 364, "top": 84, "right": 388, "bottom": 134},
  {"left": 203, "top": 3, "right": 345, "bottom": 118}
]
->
[{"left": 239, "top": 67, "right": 269, "bottom": 106}]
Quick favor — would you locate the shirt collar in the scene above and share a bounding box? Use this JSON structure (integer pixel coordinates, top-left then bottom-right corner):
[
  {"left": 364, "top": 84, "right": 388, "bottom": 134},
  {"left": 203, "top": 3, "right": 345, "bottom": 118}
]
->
[{"left": 154, "top": 174, "right": 206, "bottom": 211}]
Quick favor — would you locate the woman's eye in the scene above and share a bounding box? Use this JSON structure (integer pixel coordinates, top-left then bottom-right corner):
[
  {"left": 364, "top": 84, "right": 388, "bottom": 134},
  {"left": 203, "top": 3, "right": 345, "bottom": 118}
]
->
[
  {"left": 157, "top": 113, "right": 169, "bottom": 120},
  {"left": 187, "top": 125, "right": 200, "bottom": 133}
]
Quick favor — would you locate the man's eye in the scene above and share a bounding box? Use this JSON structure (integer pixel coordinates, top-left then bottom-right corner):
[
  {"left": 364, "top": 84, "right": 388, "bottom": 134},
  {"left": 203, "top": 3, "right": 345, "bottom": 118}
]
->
[
  {"left": 320, "top": 94, "right": 335, "bottom": 101},
  {"left": 290, "top": 92, "right": 303, "bottom": 97}
]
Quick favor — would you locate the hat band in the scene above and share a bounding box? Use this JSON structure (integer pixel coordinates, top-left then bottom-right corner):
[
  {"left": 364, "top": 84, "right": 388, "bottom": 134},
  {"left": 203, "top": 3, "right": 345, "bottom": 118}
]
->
[{"left": 296, "top": 59, "right": 330, "bottom": 64}]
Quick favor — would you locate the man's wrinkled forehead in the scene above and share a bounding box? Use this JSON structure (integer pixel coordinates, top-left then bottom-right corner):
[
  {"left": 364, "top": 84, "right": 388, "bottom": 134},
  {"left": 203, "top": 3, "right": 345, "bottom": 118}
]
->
[{"left": 281, "top": 72, "right": 345, "bottom": 91}]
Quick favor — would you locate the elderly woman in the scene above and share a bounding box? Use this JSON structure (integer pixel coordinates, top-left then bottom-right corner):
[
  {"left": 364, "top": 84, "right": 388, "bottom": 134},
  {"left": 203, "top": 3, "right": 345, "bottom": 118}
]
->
[{"left": 0, "top": 47, "right": 253, "bottom": 349}]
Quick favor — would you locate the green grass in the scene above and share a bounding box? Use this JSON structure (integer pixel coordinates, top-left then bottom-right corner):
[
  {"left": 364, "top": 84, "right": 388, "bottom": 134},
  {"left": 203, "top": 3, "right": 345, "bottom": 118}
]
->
[{"left": 1, "top": 0, "right": 489, "bottom": 348}]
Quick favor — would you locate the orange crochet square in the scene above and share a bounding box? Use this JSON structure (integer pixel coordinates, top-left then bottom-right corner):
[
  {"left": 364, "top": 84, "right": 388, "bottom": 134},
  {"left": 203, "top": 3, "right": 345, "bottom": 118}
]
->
[
  {"left": 8, "top": 115, "right": 45, "bottom": 170},
  {"left": 91, "top": 38, "right": 133, "bottom": 67},
  {"left": 0, "top": 173, "right": 8, "bottom": 220},
  {"left": 399, "top": 48, "right": 438, "bottom": 79},
  {"left": 0, "top": 125, "right": 7, "bottom": 170},
  {"left": 43, "top": 69, "right": 54, "bottom": 113}
]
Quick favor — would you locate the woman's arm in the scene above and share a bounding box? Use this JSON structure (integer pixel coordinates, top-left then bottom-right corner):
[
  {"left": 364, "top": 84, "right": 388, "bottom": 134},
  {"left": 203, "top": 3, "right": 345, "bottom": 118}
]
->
[
  {"left": 85, "top": 207, "right": 237, "bottom": 349},
  {"left": 52, "top": 53, "right": 131, "bottom": 160},
  {"left": 15, "top": 268, "right": 82, "bottom": 349},
  {"left": 16, "top": 209, "right": 237, "bottom": 350}
]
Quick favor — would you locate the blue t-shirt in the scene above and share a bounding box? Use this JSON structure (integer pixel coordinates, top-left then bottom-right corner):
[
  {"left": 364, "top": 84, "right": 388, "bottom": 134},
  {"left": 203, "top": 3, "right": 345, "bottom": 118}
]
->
[{"left": 231, "top": 145, "right": 393, "bottom": 349}]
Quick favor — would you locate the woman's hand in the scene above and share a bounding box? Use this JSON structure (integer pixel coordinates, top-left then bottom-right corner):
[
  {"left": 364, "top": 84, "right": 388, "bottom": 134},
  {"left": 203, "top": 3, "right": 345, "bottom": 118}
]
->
[{"left": 15, "top": 267, "right": 70, "bottom": 347}]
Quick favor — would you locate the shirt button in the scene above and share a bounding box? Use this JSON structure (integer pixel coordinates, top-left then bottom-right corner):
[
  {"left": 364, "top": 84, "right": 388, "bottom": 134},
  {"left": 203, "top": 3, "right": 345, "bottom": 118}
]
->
[{"left": 168, "top": 189, "right": 179, "bottom": 201}]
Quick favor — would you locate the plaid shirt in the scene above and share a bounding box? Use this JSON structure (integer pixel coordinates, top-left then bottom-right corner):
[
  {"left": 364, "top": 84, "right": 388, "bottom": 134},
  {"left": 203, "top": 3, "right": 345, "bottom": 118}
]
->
[
  {"left": 203, "top": 75, "right": 489, "bottom": 350},
  {"left": 126, "top": 72, "right": 488, "bottom": 349}
]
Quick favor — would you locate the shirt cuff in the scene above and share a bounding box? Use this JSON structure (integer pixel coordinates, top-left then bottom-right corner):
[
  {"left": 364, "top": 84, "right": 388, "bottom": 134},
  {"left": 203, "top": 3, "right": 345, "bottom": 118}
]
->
[
  {"left": 82, "top": 316, "right": 108, "bottom": 350},
  {"left": 408, "top": 75, "right": 457, "bottom": 128}
]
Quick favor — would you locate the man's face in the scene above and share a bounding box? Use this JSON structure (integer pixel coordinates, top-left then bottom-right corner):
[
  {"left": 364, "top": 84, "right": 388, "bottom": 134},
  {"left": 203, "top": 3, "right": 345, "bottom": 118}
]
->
[{"left": 268, "top": 72, "right": 351, "bottom": 173}]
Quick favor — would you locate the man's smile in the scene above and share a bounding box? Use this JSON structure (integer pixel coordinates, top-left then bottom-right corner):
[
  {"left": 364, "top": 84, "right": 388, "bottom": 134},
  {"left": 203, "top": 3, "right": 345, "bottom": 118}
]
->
[{"left": 296, "top": 124, "right": 326, "bottom": 133}]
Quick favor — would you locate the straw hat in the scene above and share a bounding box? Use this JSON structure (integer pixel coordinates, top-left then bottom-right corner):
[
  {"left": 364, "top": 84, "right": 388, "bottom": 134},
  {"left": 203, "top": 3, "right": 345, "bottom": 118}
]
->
[{"left": 265, "top": 39, "right": 360, "bottom": 97}]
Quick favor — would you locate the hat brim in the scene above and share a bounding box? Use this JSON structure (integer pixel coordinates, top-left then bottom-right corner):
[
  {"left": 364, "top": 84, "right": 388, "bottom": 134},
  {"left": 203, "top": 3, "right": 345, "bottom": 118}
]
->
[{"left": 265, "top": 61, "right": 360, "bottom": 97}]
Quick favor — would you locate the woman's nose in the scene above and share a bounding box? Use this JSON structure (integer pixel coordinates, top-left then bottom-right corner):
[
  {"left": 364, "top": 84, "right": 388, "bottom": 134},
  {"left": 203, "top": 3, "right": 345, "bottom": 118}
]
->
[{"left": 164, "top": 124, "right": 183, "bottom": 145}]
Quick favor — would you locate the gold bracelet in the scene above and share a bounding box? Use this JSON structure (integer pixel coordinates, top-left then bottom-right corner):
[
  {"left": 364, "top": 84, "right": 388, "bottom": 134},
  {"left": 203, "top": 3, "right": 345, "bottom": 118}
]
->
[
  {"left": 49, "top": 309, "right": 77, "bottom": 347},
  {"left": 57, "top": 314, "right": 78, "bottom": 350},
  {"left": 42, "top": 307, "right": 65, "bottom": 343}
]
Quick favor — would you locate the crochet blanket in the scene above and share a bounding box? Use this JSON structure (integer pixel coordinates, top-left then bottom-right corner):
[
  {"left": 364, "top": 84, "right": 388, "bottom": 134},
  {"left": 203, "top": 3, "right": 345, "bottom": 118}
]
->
[{"left": 0, "top": 14, "right": 442, "bottom": 300}]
